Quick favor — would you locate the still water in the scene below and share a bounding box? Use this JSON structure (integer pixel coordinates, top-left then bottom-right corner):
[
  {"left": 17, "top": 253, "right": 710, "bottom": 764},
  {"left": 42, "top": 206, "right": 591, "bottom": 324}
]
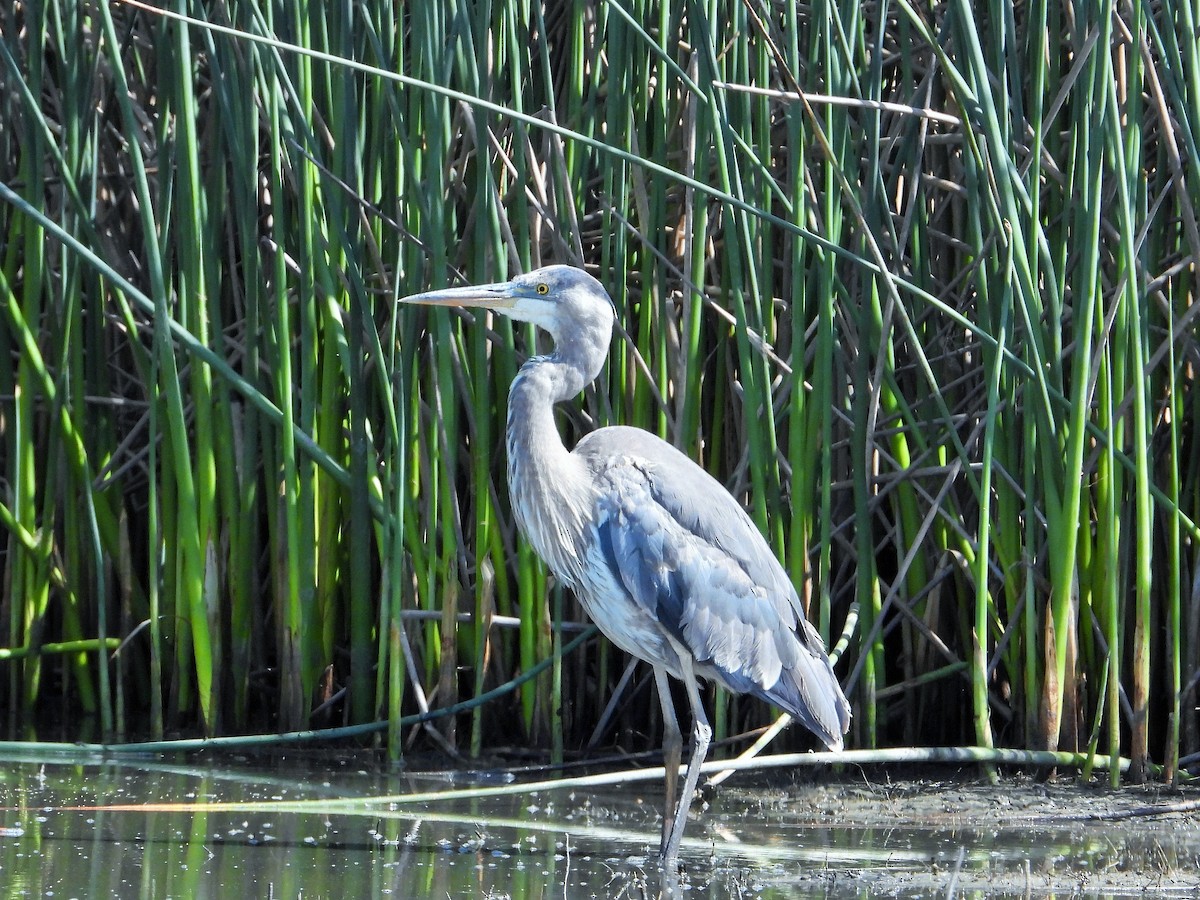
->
[{"left": 1, "top": 751, "right": 1198, "bottom": 898}]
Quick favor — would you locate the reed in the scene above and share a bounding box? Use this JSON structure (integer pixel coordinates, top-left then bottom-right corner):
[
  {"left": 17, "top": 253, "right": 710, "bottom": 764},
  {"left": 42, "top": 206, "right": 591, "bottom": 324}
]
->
[{"left": 0, "top": 0, "right": 1196, "bottom": 783}]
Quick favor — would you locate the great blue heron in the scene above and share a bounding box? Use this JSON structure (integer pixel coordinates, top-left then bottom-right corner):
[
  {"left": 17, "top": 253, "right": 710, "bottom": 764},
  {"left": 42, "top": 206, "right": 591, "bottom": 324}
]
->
[{"left": 401, "top": 264, "right": 850, "bottom": 865}]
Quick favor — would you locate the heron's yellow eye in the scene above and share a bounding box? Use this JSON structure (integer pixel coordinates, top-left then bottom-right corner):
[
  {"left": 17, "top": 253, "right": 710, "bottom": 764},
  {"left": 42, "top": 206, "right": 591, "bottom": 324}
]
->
[{"left": 536, "top": 283, "right": 550, "bottom": 295}]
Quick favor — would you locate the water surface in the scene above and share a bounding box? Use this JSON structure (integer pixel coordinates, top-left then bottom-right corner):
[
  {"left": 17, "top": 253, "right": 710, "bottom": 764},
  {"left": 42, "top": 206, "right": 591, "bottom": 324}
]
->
[{"left": 1, "top": 752, "right": 1197, "bottom": 897}]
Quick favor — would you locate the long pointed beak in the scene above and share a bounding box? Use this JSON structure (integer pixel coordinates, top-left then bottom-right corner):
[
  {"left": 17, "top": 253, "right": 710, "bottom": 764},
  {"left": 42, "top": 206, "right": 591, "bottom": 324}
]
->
[{"left": 399, "top": 281, "right": 516, "bottom": 309}]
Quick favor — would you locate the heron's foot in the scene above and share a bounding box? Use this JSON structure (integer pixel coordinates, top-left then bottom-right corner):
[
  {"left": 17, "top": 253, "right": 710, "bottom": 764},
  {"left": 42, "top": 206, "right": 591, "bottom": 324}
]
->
[
  {"left": 658, "top": 814, "right": 681, "bottom": 860},
  {"left": 657, "top": 842, "right": 682, "bottom": 872}
]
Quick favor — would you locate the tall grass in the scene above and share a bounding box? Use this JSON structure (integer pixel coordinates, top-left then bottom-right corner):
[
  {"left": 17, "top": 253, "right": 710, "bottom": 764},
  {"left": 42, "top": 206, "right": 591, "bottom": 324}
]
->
[{"left": 0, "top": 0, "right": 1196, "bottom": 782}]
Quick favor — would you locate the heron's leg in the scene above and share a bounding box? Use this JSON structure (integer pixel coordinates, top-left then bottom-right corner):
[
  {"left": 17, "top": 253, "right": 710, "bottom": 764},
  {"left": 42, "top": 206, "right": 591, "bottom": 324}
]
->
[
  {"left": 653, "top": 666, "right": 682, "bottom": 855},
  {"left": 661, "top": 657, "right": 712, "bottom": 865}
]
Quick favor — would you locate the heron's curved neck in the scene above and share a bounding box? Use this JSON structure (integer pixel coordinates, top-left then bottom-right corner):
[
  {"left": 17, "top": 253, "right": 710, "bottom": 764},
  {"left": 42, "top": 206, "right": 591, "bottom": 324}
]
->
[
  {"left": 506, "top": 356, "right": 589, "bottom": 486},
  {"left": 506, "top": 329, "right": 608, "bottom": 466},
  {"left": 505, "top": 345, "right": 604, "bottom": 579}
]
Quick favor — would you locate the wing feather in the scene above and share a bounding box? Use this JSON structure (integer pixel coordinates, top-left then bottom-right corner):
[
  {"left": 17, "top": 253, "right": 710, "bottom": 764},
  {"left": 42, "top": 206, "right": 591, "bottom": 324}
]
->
[{"left": 577, "top": 426, "right": 850, "bottom": 748}]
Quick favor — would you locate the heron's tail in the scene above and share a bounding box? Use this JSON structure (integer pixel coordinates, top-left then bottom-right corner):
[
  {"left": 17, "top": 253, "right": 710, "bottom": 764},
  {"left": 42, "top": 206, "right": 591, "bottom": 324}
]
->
[{"left": 761, "top": 619, "right": 851, "bottom": 751}]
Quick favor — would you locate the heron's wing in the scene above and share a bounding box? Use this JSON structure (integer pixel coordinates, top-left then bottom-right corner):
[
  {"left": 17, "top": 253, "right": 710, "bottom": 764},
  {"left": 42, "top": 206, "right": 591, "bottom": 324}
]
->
[{"left": 577, "top": 427, "right": 850, "bottom": 748}]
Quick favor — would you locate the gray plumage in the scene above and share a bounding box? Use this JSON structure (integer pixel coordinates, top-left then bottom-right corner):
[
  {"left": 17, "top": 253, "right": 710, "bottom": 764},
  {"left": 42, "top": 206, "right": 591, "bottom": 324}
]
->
[{"left": 402, "top": 264, "right": 850, "bottom": 866}]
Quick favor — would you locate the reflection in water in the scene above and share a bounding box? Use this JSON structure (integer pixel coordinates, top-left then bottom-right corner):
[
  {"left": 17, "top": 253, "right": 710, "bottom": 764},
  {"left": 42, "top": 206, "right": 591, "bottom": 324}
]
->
[{"left": 0, "top": 756, "right": 1198, "bottom": 897}]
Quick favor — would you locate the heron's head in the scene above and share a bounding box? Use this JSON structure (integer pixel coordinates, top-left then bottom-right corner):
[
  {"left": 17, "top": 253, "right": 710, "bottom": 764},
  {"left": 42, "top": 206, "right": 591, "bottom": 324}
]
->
[{"left": 399, "top": 265, "right": 615, "bottom": 347}]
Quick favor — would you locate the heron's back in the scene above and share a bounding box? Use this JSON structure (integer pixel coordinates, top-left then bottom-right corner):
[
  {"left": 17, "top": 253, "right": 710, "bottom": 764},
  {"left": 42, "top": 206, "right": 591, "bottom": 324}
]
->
[{"left": 569, "top": 426, "right": 851, "bottom": 750}]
